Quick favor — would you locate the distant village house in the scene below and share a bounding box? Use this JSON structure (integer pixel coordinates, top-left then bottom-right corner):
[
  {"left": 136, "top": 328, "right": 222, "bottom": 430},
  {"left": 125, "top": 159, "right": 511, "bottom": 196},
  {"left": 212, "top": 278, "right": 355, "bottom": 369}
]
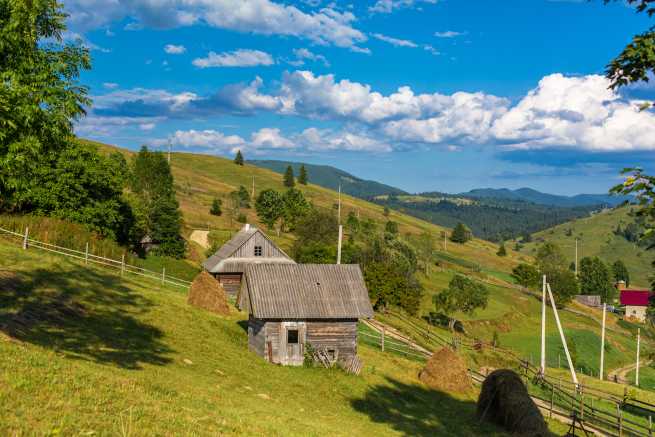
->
[
  {"left": 237, "top": 264, "right": 374, "bottom": 366},
  {"left": 618, "top": 281, "right": 653, "bottom": 323},
  {"left": 202, "top": 224, "right": 295, "bottom": 297}
]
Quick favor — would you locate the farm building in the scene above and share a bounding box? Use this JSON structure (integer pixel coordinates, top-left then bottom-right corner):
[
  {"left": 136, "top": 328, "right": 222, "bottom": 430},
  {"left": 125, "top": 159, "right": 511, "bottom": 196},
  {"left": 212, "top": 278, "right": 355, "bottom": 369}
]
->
[
  {"left": 617, "top": 280, "right": 653, "bottom": 323},
  {"left": 202, "top": 224, "right": 295, "bottom": 297},
  {"left": 237, "top": 264, "right": 374, "bottom": 366}
]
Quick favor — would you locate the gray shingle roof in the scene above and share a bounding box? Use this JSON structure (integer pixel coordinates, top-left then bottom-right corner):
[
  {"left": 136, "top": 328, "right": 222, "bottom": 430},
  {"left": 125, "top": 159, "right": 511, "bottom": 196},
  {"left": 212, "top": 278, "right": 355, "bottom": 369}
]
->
[
  {"left": 239, "top": 264, "right": 374, "bottom": 319},
  {"left": 202, "top": 225, "right": 291, "bottom": 272}
]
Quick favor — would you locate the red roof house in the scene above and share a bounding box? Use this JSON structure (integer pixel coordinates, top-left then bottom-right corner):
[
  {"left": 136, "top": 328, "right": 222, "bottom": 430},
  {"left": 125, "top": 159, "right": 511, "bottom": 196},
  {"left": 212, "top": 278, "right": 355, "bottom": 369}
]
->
[{"left": 620, "top": 290, "right": 653, "bottom": 307}]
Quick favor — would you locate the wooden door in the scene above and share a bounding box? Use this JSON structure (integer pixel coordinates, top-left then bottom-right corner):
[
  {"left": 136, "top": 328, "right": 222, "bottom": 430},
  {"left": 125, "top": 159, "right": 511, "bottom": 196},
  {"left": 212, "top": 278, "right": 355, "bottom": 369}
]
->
[{"left": 281, "top": 321, "right": 306, "bottom": 366}]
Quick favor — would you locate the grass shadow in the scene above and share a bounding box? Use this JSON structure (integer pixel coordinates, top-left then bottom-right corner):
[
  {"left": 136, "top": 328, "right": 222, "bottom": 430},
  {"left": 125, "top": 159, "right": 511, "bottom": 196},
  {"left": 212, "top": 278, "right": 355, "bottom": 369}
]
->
[
  {"left": 236, "top": 319, "right": 248, "bottom": 333},
  {"left": 351, "top": 377, "right": 506, "bottom": 436},
  {"left": 0, "top": 263, "right": 172, "bottom": 369}
]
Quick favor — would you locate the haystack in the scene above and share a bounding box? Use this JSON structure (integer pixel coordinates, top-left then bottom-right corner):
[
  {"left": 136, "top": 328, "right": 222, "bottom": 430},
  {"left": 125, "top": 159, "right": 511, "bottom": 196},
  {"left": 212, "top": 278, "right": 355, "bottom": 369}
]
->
[
  {"left": 476, "top": 369, "right": 548, "bottom": 437},
  {"left": 187, "top": 271, "right": 230, "bottom": 316},
  {"left": 419, "top": 347, "right": 471, "bottom": 393}
]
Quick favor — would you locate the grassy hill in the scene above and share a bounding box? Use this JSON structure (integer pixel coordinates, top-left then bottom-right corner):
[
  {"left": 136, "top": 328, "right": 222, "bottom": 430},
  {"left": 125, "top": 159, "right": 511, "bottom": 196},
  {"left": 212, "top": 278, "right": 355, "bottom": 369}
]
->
[
  {"left": 85, "top": 139, "right": 521, "bottom": 276},
  {"left": 250, "top": 159, "right": 407, "bottom": 199},
  {"left": 0, "top": 238, "right": 511, "bottom": 436},
  {"left": 514, "top": 206, "right": 655, "bottom": 288}
]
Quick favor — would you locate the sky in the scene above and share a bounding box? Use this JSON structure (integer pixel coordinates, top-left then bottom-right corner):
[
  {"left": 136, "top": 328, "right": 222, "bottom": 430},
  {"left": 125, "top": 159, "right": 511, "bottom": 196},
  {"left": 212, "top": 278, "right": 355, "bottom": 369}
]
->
[{"left": 62, "top": 0, "right": 655, "bottom": 195}]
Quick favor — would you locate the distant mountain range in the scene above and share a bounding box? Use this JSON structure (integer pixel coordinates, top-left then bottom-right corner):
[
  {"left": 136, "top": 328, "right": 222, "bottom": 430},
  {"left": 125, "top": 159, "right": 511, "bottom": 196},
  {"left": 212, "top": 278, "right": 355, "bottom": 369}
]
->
[
  {"left": 461, "top": 188, "right": 629, "bottom": 207},
  {"left": 250, "top": 160, "right": 407, "bottom": 198},
  {"left": 251, "top": 159, "right": 630, "bottom": 240}
]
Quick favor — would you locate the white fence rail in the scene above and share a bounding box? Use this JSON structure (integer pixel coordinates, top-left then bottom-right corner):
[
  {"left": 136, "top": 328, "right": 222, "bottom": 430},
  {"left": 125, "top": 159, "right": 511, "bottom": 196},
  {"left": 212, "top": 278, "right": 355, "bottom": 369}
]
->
[{"left": 0, "top": 226, "right": 192, "bottom": 290}]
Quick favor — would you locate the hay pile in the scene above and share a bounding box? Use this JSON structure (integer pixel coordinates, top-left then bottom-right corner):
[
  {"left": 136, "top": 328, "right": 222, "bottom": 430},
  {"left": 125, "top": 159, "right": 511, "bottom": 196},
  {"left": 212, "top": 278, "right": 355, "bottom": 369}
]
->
[
  {"left": 419, "top": 347, "right": 471, "bottom": 393},
  {"left": 187, "top": 271, "right": 230, "bottom": 316},
  {"left": 476, "top": 369, "right": 548, "bottom": 437}
]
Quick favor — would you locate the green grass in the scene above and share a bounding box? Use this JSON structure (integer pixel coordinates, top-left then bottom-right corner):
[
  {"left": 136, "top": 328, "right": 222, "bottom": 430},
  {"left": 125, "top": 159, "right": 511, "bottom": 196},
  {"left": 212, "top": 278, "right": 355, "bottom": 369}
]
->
[
  {"left": 0, "top": 240, "right": 510, "bottom": 436},
  {"left": 515, "top": 206, "right": 655, "bottom": 288}
]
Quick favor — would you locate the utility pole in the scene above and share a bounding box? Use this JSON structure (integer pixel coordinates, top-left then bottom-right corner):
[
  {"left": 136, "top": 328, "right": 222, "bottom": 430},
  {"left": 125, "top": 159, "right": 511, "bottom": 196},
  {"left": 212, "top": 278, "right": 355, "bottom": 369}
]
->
[
  {"left": 540, "top": 275, "right": 547, "bottom": 376},
  {"left": 636, "top": 328, "right": 641, "bottom": 386},
  {"left": 251, "top": 175, "right": 255, "bottom": 199},
  {"left": 337, "top": 225, "right": 343, "bottom": 265},
  {"left": 600, "top": 303, "right": 607, "bottom": 380},
  {"left": 575, "top": 238, "right": 578, "bottom": 276},
  {"left": 338, "top": 184, "right": 342, "bottom": 224},
  {"left": 547, "top": 283, "right": 579, "bottom": 386},
  {"left": 167, "top": 140, "right": 172, "bottom": 164}
]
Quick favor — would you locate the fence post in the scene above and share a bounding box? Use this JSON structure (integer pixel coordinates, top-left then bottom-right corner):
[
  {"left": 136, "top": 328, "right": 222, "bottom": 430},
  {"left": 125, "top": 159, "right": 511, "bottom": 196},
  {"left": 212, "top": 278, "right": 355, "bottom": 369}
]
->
[
  {"left": 649, "top": 415, "right": 652, "bottom": 437},
  {"left": 162, "top": 267, "right": 166, "bottom": 285},
  {"left": 121, "top": 254, "right": 125, "bottom": 276},
  {"left": 85, "top": 242, "right": 89, "bottom": 265},
  {"left": 550, "top": 383, "right": 554, "bottom": 419},
  {"left": 22, "top": 227, "right": 29, "bottom": 250},
  {"left": 381, "top": 327, "right": 385, "bottom": 352},
  {"left": 617, "top": 404, "right": 623, "bottom": 437}
]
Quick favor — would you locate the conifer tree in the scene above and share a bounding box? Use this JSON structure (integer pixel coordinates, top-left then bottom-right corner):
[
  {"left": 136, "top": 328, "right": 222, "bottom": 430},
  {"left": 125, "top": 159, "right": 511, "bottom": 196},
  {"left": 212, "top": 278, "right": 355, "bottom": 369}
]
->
[
  {"left": 298, "top": 165, "right": 308, "bottom": 185},
  {"left": 283, "top": 165, "right": 295, "bottom": 187},
  {"left": 450, "top": 222, "right": 472, "bottom": 244},
  {"left": 234, "top": 150, "right": 244, "bottom": 166},
  {"left": 497, "top": 242, "right": 507, "bottom": 257},
  {"left": 210, "top": 198, "right": 222, "bottom": 216}
]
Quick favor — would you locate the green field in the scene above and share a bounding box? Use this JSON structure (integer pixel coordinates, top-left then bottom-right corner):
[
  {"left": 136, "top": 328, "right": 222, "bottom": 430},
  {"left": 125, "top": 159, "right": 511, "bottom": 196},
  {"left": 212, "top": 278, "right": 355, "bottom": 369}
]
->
[
  {"left": 0, "top": 239, "right": 514, "bottom": 436},
  {"left": 515, "top": 206, "right": 655, "bottom": 288}
]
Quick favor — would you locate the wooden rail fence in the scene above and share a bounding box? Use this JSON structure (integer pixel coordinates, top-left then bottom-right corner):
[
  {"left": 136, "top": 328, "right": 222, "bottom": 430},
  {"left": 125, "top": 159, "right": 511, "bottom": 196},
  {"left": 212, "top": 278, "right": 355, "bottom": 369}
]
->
[{"left": 0, "top": 226, "right": 192, "bottom": 290}]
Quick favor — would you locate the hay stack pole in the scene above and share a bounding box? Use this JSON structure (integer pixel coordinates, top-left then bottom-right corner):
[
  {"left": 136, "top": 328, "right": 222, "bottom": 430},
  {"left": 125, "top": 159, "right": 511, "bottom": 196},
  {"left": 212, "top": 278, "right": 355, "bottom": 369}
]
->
[
  {"left": 600, "top": 303, "right": 606, "bottom": 380},
  {"left": 540, "top": 275, "right": 546, "bottom": 376},
  {"left": 547, "top": 283, "right": 578, "bottom": 387}
]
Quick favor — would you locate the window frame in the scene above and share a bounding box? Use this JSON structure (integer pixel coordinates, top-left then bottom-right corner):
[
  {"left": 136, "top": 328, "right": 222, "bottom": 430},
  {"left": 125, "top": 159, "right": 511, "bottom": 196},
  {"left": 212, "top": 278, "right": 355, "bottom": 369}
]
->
[
  {"left": 287, "top": 329, "right": 299, "bottom": 344},
  {"left": 254, "top": 245, "right": 263, "bottom": 257}
]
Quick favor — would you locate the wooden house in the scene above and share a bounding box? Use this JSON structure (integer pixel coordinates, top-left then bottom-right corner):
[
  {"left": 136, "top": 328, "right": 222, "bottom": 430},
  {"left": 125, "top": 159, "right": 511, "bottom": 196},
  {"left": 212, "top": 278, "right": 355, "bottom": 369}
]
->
[
  {"left": 202, "top": 224, "right": 295, "bottom": 297},
  {"left": 237, "top": 264, "right": 374, "bottom": 366}
]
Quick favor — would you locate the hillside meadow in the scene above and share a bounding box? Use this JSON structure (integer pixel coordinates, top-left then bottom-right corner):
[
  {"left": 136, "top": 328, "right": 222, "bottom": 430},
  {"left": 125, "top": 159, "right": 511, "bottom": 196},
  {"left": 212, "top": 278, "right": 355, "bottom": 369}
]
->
[
  {"left": 0, "top": 239, "right": 512, "bottom": 436},
  {"left": 515, "top": 206, "right": 655, "bottom": 288}
]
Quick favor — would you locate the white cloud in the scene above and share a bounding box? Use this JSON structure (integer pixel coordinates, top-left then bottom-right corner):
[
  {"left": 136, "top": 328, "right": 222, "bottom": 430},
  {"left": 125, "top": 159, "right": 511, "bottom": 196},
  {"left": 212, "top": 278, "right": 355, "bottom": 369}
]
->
[
  {"left": 423, "top": 45, "right": 440, "bottom": 55},
  {"left": 291, "top": 48, "right": 330, "bottom": 67},
  {"left": 63, "top": 0, "right": 368, "bottom": 51},
  {"left": 103, "top": 82, "right": 119, "bottom": 89},
  {"left": 192, "top": 49, "right": 274, "bottom": 68},
  {"left": 369, "top": 0, "right": 437, "bottom": 14},
  {"left": 250, "top": 128, "right": 296, "bottom": 149},
  {"left": 169, "top": 129, "right": 247, "bottom": 153},
  {"left": 490, "top": 73, "right": 655, "bottom": 151},
  {"left": 164, "top": 44, "right": 186, "bottom": 54},
  {"left": 86, "top": 70, "right": 655, "bottom": 153},
  {"left": 434, "top": 30, "right": 466, "bottom": 38},
  {"left": 371, "top": 33, "right": 418, "bottom": 48}
]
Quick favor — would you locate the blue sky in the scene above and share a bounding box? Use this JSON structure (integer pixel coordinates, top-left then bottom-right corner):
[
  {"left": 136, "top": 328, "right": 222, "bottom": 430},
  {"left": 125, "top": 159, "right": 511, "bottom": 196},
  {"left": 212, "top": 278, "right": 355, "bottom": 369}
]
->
[{"left": 64, "top": 0, "right": 655, "bottom": 195}]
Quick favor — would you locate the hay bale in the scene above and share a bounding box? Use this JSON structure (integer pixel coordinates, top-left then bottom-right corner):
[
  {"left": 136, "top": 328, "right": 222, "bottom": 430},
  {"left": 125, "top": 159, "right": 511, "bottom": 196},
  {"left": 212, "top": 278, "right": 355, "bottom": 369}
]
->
[
  {"left": 187, "top": 271, "right": 230, "bottom": 315},
  {"left": 419, "top": 347, "right": 472, "bottom": 393},
  {"left": 476, "top": 369, "right": 548, "bottom": 437}
]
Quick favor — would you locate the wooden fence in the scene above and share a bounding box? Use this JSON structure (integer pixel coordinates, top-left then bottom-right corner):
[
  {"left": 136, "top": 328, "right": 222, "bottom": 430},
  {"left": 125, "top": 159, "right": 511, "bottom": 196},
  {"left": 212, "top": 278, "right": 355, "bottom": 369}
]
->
[{"left": 0, "top": 226, "right": 192, "bottom": 290}]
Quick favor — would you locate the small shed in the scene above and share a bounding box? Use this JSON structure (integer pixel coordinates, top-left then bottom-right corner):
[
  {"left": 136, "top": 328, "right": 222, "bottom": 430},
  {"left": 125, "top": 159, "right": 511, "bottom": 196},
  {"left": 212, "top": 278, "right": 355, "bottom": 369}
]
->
[
  {"left": 202, "top": 224, "right": 295, "bottom": 297},
  {"left": 237, "top": 264, "right": 374, "bottom": 366}
]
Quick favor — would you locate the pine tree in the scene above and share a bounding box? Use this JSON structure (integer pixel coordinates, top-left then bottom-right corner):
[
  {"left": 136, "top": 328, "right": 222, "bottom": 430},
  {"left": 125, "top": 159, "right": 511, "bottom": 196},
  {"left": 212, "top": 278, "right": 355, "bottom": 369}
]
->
[
  {"left": 298, "top": 165, "right": 308, "bottom": 185},
  {"left": 283, "top": 165, "right": 295, "bottom": 187},
  {"left": 234, "top": 150, "right": 244, "bottom": 166},
  {"left": 497, "top": 242, "right": 507, "bottom": 257},
  {"left": 612, "top": 260, "right": 630, "bottom": 287},
  {"left": 450, "top": 222, "right": 472, "bottom": 244},
  {"left": 210, "top": 198, "right": 222, "bottom": 216}
]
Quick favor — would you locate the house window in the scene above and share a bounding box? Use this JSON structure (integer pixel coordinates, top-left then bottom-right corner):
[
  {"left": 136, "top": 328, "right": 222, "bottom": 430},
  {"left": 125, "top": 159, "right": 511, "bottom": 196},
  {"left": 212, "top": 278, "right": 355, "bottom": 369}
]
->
[
  {"left": 287, "top": 329, "right": 299, "bottom": 344},
  {"left": 254, "top": 245, "right": 263, "bottom": 256}
]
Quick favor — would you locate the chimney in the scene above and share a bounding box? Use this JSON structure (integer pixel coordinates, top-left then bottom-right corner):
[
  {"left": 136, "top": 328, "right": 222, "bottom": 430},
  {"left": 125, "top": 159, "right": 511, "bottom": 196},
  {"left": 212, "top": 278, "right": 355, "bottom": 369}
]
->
[
  {"left": 616, "top": 280, "right": 626, "bottom": 291},
  {"left": 244, "top": 223, "right": 250, "bottom": 231}
]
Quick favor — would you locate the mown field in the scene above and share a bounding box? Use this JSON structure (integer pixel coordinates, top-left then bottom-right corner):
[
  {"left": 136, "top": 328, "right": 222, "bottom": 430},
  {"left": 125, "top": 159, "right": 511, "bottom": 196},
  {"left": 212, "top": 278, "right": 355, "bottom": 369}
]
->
[
  {"left": 0, "top": 239, "right": 512, "bottom": 436},
  {"left": 515, "top": 206, "right": 655, "bottom": 288}
]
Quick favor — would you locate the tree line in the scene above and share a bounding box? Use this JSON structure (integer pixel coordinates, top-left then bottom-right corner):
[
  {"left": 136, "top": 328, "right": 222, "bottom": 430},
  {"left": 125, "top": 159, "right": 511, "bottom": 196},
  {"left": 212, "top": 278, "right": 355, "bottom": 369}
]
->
[{"left": 0, "top": 2, "right": 184, "bottom": 258}]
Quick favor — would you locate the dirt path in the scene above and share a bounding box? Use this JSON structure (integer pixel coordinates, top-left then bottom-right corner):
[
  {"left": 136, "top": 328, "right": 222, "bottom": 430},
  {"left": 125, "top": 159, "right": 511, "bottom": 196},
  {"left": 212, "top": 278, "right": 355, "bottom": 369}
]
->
[
  {"left": 189, "top": 230, "right": 210, "bottom": 249},
  {"left": 363, "top": 319, "right": 432, "bottom": 356},
  {"left": 607, "top": 359, "right": 651, "bottom": 385}
]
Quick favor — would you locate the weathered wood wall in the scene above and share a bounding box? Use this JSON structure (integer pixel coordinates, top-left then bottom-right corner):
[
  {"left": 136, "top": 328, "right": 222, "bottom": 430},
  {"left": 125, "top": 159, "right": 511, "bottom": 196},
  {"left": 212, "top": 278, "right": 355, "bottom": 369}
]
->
[
  {"left": 248, "top": 318, "right": 358, "bottom": 365},
  {"left": 217, "top": 273, "right": 241, "bottom": 297},
  {"left": 233, "top": 233, "right": 286, "bottom": 258}
]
